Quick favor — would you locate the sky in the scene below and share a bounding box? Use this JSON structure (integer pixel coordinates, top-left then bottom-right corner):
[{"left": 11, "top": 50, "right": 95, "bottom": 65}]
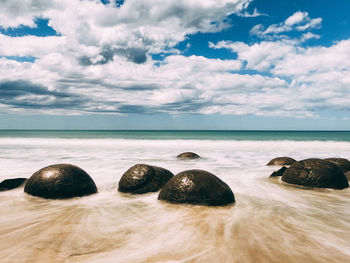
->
[{"left": 0, "top": 0, "right": 350, "bottom": 130}]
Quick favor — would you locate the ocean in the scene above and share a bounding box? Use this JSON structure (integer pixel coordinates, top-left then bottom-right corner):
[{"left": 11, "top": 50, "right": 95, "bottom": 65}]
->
[{"left": 0, "top": 130, "right": 350, "bottom": 262}]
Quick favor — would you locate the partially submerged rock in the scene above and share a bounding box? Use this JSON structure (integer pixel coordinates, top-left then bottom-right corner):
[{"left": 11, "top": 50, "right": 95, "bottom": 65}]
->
[
  {"left": 0, "top": 178, "right": 27, "bottom": 191},
  {"left": 270, "top": 166, "right": 287, "bottom": 177},
  {"left": 324, "top": 158, "right": 350, "bottom": 174},
  {"left": 158, "top": 169, "right": 235, "bottom": 206},
  {"left": 118, "top": 164, "right": 173, "bottom": 194},
  {"left": 24, "top": 164, "right": 98, "bottom": 199},
  {"left": 282, "top": 158, "right": 349, "bottom": 189},
  {"left": 267, "top": 157, "right": 296, "bottom": 166},
  {"left": 177, "top": 152, "right": 200, "bottom": 160}
]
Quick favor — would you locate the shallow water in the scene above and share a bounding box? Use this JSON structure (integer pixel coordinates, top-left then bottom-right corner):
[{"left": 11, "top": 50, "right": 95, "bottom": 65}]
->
[{"left": 1, "top": 138, "right": 350, "bottom": 262}]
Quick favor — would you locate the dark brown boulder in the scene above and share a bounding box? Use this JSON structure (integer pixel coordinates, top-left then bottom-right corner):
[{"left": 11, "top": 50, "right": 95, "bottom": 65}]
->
[
  {"left": 282, "top": 158, "right": 349, "bottom": 189},
  {"left": 118, "top": 164, "right": 174, "bottom": 194},
  {"left": 177, "top": 152, "right": 200, "bottom": 159},
  {"left": 24, "top": 164, "right": 97, "bottom": 199},
  {"left": 158, "top": 169, "right": 235, "bottom": 206},
  {"left": 270, "top": 166, "right": 287, "bottom": 177},
  {"left": 324, "top": 158, "right": 350, "bottom": 174},
  {"left": 0, "top": 178, "right": 27, "bottom": 191},
  {"left": 267, "top": 157, "right": 296, "bottom": 166}
]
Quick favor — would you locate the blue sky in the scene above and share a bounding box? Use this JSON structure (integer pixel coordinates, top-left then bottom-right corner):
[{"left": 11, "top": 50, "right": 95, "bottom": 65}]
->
[{"left": 0, "top": 0, "right": 350, "bottom": 130}]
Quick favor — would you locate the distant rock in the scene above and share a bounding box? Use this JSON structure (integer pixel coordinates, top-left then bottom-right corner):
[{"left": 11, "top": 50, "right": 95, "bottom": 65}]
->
[
  {"left": 282, "top": 158, "right": 349, "bottom": 189},
  {"left": 324, "top": 158, "right": 350, "bottom": 174},
  {"left": 158, "top": 169, "right": 235, "bottom": 206},
  {"left": 118, "top": 164, "right": 174, "bottom": 194},
  {"left": 177, "top": 152, "right": 200, "bottom": 160},
  {"left": 0, "top": 178, "right": 27, "bottom": 191},
  {"left": 267, "top": 157, "right": 296, "bottom": 166},
  {"left": 270, "top": 166, "right": 287, "bottom": 177},
  {"left": 24, "top": 164, "right": 98, "bottom": 199}
]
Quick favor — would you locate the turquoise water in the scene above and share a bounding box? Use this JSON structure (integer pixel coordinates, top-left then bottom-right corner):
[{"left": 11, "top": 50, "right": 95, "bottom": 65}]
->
[{"left": 0, "top": 130, "right": 350, "bottom": 141}]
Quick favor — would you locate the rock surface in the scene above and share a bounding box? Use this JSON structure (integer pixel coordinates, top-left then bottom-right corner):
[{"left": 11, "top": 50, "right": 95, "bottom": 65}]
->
[
  {"left": 158, "top": 169, "right": 235, "bottom": 206},
  {"left": 270, "top": 166, "right": 287, "bottom": 177},
  {"left": 345, "top": 171, "right": 350, "bottom": 180},
  {"left": 267, "top": 157, "right": 296, "bottom": 166},
  {"left": 177, "top": 152, "right": 200, "bottom": 159},
  {"left": 282, "top": 158, "right": 349, "bottom": 189},
  {"left": 24, "top": 164, "right": 98, "bottom": 199},
  {"left": 118, "top": 164, "right": 174, "bottom": 194},
  {"left": 0, "top": 178, "right": 27, "bottom": 191},
  {"left": 324, "top": 158, "right": 350, "bottom": 174}
]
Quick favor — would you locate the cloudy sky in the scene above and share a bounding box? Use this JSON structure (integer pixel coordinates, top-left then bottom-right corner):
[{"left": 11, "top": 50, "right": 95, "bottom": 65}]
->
[{"left": 0, "top": 0, "right": 349, "bottom": 130}]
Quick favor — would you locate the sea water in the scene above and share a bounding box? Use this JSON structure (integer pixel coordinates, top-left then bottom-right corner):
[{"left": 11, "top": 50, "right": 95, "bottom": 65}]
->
[{"left": 0, "top": 131, "right": 350, "bottom": 263}]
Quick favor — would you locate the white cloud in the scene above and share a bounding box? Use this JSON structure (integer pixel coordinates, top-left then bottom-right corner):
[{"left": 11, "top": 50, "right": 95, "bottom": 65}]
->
[
  {"left": 238, "top": 8, "right": 267, "bottom": 18},
  {"left": 0, "top": 33, "right": 65, "bottom": 57},
  {"left": 273, "top": 40, "right": 350, "bottom": 76},
  {"left": 300, "top": 32, "right": 320, "bottom": 42},
  {"left": 0, "top": 0, "right": 254, "bottom": 67},
  {"left": 210, "top": 38, "right": 350, "bottom": 115},
  {"left": 285, "top": 11, "right": 308, "bottom": 26},
  {"left": 0, "top": 0, "right": 349, "bottom": 119},
  {"left": 250, "top": 11, "right": 322, "bottom": 40},
  {"left": 210, "top": 40, "right": 296, "bottom": 71},
  {"left": 0, "top": 0, "right": 56, "bottom": 28}
]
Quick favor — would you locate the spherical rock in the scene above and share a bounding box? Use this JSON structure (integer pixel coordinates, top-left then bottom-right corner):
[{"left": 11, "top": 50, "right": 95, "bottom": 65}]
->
[
  {"left": 24, "top": 164, "right": 97, "bottom": 199},
  {"left": 177, "top": 152, "right": 200, "bottom": 160},
  {"left": 270, "top": 166, "right": 287, "bottom": 177},
  {"left": 118, "top": 164, "right": 174, "bottom": 194},
  {"left": 158, "top": 169, "right": 235, "bottom": 206},
  {"left": 267, "top": 157, "right": 296, "bottom": 166},
  {"left": 324, "top": 158, "right": 350, "bottom": 174},
  {"left": 282, "top": 158, "right": 349, "bottom": 189},
  {"left": 0, "top": 178, "right": 27, "bottom": 191}
]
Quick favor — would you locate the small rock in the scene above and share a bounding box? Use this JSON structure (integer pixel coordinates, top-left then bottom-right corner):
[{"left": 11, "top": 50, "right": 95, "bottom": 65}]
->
[
  {"left": 0, "top": 178, "right": 27, "bottom": 191},
  {"left": 267, "top": 157, "right": 296, "bottom": 166},
  {"left": 118, "top": 164, "right": 174, "bottom": 194},
  {"left": 177, "top": 152, "right": 200, "bottom": 159}
]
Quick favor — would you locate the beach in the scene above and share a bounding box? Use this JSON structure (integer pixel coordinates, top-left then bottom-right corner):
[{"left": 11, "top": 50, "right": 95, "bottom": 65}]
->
[{"left": 1, "top": 131, "right": 350, "bottom": 262}]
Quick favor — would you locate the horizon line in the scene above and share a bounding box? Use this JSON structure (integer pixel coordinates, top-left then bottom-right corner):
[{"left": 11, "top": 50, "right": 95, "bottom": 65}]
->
[{"left": 1, "top": 129, "right": 350, "bottom": 132}]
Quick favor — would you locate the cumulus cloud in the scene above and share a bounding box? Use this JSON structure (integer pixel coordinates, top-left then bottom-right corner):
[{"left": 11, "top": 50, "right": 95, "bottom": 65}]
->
[
  {"left": 210, "top": 37, "right": 350, "bottom": 116},
  {"left": 210, "top": 40, "right": 296, "bottom": 71},
  {"left": 0, "top": 0, "right": 253, "bottom": 61},
  {"left": 0, "top": 0, "right": 259, "bottom": 115},
  {"left": 0, "top": 0, "right": 56, "bottom": 28},
  {"left": 0, "top": 1, "right": 349, "bottom": 119},
  {"left": 250, "top": 11, "right": 322, "bottom": 40}
]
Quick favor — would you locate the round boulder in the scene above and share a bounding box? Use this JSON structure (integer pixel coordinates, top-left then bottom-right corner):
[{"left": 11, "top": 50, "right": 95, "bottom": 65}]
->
[
  {"left": 158, "top": 169, "right": 235, "bottom": 206},
  {"left": 282, "top": 158, "right": 349, "bottom": 189},
  {"left": 24, "top": 164, "right": 98, "bottom": 199},
  {"left": 324, "top": 158, "right": 350, "bottom": 174},
  {"left": 118, "top": 164, "right": 174, "bottom": 194},
  {"left": 177, "top": 152, "right": 200, "bottom": 160},
  {"left": 267, "top": 157, "right": 296, "bottom": 166},
  {"left": 0, "top": 178, "right": 27, "bottom": 191}
]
